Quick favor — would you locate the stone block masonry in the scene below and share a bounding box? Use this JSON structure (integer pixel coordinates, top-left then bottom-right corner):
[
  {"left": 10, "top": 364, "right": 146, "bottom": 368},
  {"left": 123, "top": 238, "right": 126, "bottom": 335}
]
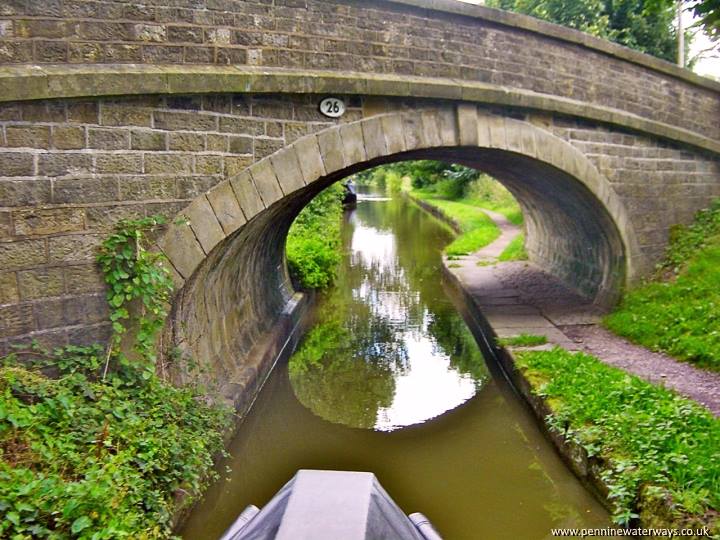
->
[
  {"left": 0, "top": 93, "right": 362, "bottom": 355},
  {"left": 0, "top": 0, "right": 717, "bottom": 142}
]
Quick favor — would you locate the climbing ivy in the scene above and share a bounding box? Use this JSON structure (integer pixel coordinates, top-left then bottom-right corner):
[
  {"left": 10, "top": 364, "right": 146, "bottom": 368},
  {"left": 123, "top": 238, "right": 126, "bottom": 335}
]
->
[{"left": 96, "top": 215, "right": 174, "bottom": 380}]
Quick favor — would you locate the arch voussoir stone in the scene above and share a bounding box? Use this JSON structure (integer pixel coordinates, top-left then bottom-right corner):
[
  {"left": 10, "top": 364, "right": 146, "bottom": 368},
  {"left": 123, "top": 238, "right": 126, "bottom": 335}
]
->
[
  {"left": 458, "top": 104, "right": 479, "bottom": 146},
  {"left": 230, "top": 170, "right": 266, "bottom": 221},
  {"left": 317, "top": 129, "right": 347, "bottom": 174},
  {"left": 420, "top": 110, "right": 443, "bottom": 148},
  {"left": 361, "top": 117, "right": 388, "bottom": 161},
  {"left": 338, "top": 122, "right": 367, "bottom": 165},
  {"left": 184, "top": 195, "right": 226, "bottom": 256},
  {"left": 206, "top": 181, "right": 247, "bottom": 236},
  {"left": 292, "top": 134, "right": 327, "bottom": 183},
  {"left": 157, "top": 220, "right": 205, "bottom": 280},
  {"left": 270, "top": 146, "right": 307, "bottom": 195},
  {"left": 438, "top": 107, "right": 460, "bottom": 146},
  {"left": 249, "top": 159, "right": 283, "bottom": 207}
]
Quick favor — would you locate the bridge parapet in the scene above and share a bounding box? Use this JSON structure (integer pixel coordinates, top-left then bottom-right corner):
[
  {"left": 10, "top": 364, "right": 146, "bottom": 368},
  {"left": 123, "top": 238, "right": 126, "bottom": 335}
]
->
[{"left": 0, "top": 0, "right": 717, "bottom": 141}]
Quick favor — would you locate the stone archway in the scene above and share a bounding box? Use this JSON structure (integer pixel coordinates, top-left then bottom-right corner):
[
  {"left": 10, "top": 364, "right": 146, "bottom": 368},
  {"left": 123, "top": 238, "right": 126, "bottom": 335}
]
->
[{"left": 156, "top": 105, "right": 639, "bottom": 405}]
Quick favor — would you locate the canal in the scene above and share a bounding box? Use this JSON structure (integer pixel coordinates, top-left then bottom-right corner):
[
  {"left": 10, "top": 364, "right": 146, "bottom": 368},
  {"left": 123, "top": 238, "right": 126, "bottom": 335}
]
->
[{"left": 181, "top": 187, "right": 613, "bottom": 539}]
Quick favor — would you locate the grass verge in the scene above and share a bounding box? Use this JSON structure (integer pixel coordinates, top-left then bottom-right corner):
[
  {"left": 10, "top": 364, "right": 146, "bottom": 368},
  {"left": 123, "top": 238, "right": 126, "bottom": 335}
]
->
[
  {"left": 605, "top": 200, "right": 720, "bottom": 372},
  {"left": 411, "top": 191, "right": 500, "bottom": 256},
  {"left": 497, "top": 333, "right": 547, "bottom": 347},
  {"left": 515, "top": 347, "right": 719, "bottom": 532},
  {"left": 498, "top": 233, "right": 528, "bottom": 261},
  {"left": 463, "top": 196, "right": 524, "bottom": 225}
]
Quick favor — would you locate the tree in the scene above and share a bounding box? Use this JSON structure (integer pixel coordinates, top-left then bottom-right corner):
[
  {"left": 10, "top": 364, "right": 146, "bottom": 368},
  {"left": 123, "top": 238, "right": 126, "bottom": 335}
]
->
[
  {"left": 486, "top": 0, "right": 679, "bottom": 62},
  {"left": 686, "top": 0, "right": 720, "bottom": 40}
]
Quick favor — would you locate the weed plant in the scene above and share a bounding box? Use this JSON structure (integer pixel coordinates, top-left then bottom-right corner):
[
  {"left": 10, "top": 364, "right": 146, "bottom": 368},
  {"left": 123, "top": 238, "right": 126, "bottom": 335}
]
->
[
  {"left": 0, "top": 217, "right": 231, "bottom": 538},
  {"left": 516, "top": 347, "right": 720, "bottom": 530}
]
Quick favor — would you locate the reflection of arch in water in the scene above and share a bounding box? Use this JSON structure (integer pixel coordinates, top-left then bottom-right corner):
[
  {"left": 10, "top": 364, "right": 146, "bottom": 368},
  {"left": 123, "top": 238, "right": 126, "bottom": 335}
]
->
[{"left": 158, "top": 107, "right": 636, "bottom": 400}]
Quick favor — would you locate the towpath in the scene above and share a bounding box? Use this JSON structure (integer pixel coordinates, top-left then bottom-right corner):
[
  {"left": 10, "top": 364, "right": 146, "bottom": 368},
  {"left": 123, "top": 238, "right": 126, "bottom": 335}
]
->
[{"left": 443, "top": 207, "right": 720, "bottom": 416}]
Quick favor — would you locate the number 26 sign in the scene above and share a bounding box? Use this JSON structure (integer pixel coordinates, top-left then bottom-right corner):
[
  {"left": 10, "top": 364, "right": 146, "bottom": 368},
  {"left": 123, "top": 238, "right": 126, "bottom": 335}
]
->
[{"left": 318, "top": 97, "right": 346, "bottom": 118}]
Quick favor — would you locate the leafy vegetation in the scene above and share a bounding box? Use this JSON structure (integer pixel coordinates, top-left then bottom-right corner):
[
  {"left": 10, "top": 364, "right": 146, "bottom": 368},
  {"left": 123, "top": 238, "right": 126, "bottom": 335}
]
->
[
  {"left": 498, "top": 233, "right": 529, "bottom": 262},
  {"left": 286, "top": 184, "right": 345, "bottom": 290},
  {"left": 0, "top": 217, "right": 231, "bottom": 539},
  {"left": 687, "top": 0, "right": 719, "bottom": 39},
  {"left": 516, "top": 347, "right": 720, "bottom": 531},
  {"left": 97, "top": 216, "right": 173, "bottom": 380},
  {"left": 605, "top": 199, "right": 720, "bottom": 371},
  {"left": 497, "top": 333, "right": 547, "bottom": 347}
]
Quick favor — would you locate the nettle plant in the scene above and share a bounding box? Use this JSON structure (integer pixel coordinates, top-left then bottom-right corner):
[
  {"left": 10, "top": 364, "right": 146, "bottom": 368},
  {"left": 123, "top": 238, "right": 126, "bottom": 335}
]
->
[{"left": 97, "top": 215, "right": 174, "bottom": 380}]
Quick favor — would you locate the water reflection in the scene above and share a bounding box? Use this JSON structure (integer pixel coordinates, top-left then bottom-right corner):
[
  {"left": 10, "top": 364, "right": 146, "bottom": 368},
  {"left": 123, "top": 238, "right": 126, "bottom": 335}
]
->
[{"left": 289, "top": 189, "right": 487, "bottom": 431}]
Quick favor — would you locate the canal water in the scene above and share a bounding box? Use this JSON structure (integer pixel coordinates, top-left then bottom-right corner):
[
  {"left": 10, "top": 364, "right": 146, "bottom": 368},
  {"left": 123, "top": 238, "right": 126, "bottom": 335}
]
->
[{"left": 181, "top": 188, "right": 612, "bottom": 539}]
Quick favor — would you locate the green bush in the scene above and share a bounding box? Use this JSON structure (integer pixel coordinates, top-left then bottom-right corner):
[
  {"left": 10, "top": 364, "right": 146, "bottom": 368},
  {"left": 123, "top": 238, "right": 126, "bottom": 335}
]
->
[
  {"left": 516, "top": 348, "right": 720, "bottom": 530},
  {"left": 605, "top": 199, "right": 720, "bottom": 371},
  {"left": 0, "top": 357, "right": 229, "bottom": 539},
  {"left": 0, "top": 217, "right": 231, "bottom": 539},
  {"left": 286, "top": 184, "right": 344, "bottom": 290}
]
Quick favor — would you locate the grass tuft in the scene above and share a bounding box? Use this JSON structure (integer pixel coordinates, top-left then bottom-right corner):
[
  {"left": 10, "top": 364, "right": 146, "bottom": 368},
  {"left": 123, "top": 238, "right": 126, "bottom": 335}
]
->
[
  {"left": 498, "top": 233, "right": 528, "bottom": 261},
  {"left": 497, "top": 333, "right": 548, "bottom": 347}
]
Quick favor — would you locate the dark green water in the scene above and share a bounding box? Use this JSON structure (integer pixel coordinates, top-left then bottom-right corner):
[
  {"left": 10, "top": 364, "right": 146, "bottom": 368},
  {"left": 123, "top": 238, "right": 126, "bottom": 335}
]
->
[{"left": 181, "top": 190, "right": 613, "bottom": 539}]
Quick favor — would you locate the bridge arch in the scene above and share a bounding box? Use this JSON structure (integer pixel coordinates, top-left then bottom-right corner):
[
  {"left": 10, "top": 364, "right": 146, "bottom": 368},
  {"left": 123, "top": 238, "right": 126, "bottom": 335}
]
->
[{"left": 157, "top": 106, "right": 638, "bottom": 401}]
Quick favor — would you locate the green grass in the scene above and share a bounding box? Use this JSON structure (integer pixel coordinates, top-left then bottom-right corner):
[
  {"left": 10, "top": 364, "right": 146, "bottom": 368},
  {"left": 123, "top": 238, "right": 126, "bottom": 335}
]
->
[
  {"left": 605, "top": 200, "right": 720, "bottom": 372},
  {"left": 463, "top": 175, "right": 524, "bottom": 225},
  {"left": 497, "top": 333, "right": 547, "bottom": 347},
  {"left": 516, "top": 347, "right": 720, "bottom": 530},
  {"left": 498, "top": 233, "right": 528, "bottom": 261},
  {"left": 412, "top": 192, "right": 500, "bottom": 256},
  {"left": 464, "top": 197, "right": 524, "bottom": 225}
]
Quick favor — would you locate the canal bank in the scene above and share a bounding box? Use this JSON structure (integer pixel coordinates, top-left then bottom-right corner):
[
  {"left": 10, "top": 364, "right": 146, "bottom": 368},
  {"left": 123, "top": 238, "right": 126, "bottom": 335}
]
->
[{"left": 409, "top": 193, "right": 720, "bottom": 535}]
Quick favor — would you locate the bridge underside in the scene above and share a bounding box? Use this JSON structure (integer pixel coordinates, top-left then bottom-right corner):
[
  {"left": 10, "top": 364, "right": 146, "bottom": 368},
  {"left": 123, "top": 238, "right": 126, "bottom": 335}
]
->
[{"left": 163, "top": 107, "right": 635, "bottom": 404}]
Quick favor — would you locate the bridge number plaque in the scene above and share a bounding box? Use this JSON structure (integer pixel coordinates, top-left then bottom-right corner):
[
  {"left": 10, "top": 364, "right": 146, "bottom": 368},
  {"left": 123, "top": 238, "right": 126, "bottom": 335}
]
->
[{"left": 319, "top": 97, "right": 346, "bottom": 118}]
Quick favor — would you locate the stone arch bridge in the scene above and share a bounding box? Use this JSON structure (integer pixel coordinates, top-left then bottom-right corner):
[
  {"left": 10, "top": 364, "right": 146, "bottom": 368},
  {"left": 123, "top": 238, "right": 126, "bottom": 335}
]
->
[{"left": 0, "top": 0, "right": 718, "bottom": 407}]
